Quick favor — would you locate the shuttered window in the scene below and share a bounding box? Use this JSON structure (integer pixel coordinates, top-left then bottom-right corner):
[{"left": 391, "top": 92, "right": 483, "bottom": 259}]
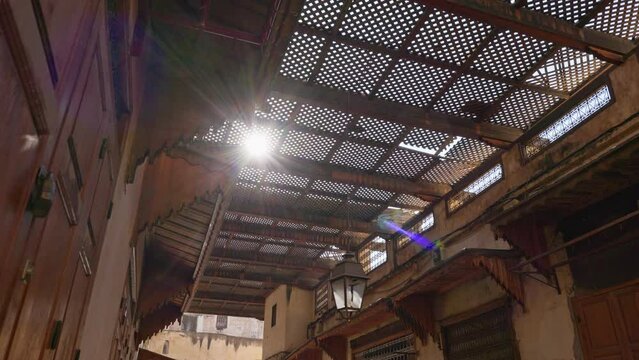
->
[
  {"left": 443, "top": 306, "right": 519, "bottom": 360},
  {"left": 354, "top": 335, "right": 415, "bottom": 360}
]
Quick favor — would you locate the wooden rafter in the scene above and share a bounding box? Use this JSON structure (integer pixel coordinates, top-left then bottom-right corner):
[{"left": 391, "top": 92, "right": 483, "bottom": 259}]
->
[
  {"left": 227, "top": 207, "right": 391, "bottom": 234},
  {"left": 221, "top": 221, "right": 354, "bottom": 249},
  {"left": 271, "top": 76, "right": 524, "bottom": 143},
  {"left": 201, "top": 273, "right": 313, "bottom": 289},
  {"left": 209, "top": 251, "right": 331, "bottom": 272},
  {"left": 192, "top": 291, "right": 265, "bottom": 305},
  {"left": 416, "top": 0, "right": 635, "bottom": 64}
]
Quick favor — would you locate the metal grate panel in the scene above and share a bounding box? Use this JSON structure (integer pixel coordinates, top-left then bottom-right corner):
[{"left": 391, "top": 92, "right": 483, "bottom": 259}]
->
[
  {"left": 280, "top": 32, "right": 325, "bottom": 81},
  {"left": 490, "top": 89, "right": 560, "bottom": 129},
  {"left": 298, "top": 0, "right": 345, "bottom": 30},
  {"left": 526, "top": 48, "right": 606, "bottom": 93},
  {"left": 295, "top": 104, "right": 353, "bottom": 133},
  {"left": 377, "top": 60, "right": 454, "bottom": 107},
  {"left": 238, "top": 167, "right": 266, "bottom": 182},
  {"left": 354, "top": 335, "right": 415, "bottom": 360},
  {"left": 350, "top": 116, "right": 405, "bottom": 144},
  {"left": 280, "top": 130, "right": 337, "bottom": 161},
  {"left": 393, "top": 194, "right": 429, "bottom": 208},
  {"left": 524, "top": 0, "right": 601, "bottom": 23},
  {"left": 434, "top": 75, "right": 510, "bottom": 119},
  {"left": 255, "top": 97, "right": 297, "bottom": 123},
  {"left": 377, "top": 149, "right": 433, "bottom": 179},
  {"left": 355, "top": 187, "right": 395, "bottom": 201},
  {"left": 340, "top": 0, "right": 425, "bottom": 49},
  {"left": 264, "top": 171, "right": 310, "bottom": 188},
  {"left": 409, "top": 10, "right": 492, "bottom": 65},
  {"left": 316, "top": 42, "right": 392, "bottom": 95},
  {"left": 473, "top": 30, "right": 552, "bottom": 79},
  {"left": 586, "top": 0, "right": 639, "bottom": 40},
  {"left": 330, "top": 141, "right": 387, "bottom": 170},
  {"left": 311, "top": 180, "right": 355, "bottom": 194},
  {"left": 445, "top": 138, "right": 498, "bottom": 163},
  {"left": 402, "top": 128, "right": 449, "bottom": 153}
]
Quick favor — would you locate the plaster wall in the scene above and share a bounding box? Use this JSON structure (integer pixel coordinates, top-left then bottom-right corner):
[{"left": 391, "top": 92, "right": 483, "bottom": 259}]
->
[
  {"left": 263, "top": 285, "right": 314, "bottom": 359},
  {"left": 144, "top": 331, "right": 262, "bottom": 360}
]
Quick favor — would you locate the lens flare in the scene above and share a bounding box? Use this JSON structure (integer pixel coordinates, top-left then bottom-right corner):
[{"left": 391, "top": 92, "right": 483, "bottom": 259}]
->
[
  {"left": 379, "top": 217, "right": 437, "bottom": 250},
  {"left": 243, "top": 131, "right": 270, "bottom": 158}
]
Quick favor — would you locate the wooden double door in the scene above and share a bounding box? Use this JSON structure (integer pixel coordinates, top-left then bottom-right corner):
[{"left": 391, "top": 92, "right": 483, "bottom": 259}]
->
[
  {"left": 0, "top": 0, "right": 124, "bottom": 358},
  {"left": 573, "top": 280, "right": 639, "bottom": 360}
]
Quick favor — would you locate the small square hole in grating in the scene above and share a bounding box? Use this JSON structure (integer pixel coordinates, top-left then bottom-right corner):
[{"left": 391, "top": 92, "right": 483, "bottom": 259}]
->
[
  {"left": 330, "top": 141, "right": 387, "bottom": 170},
  {"left": 260, "top": 243, "right": 290, "bottom": 255},
  {"left": 216, "top": 262, "right": 244, "bottom": 272},
  {"left": 472, "top": 30, "right": 552, "bottom": 80},
  {"left": 340, "top": 0, "right": 425, "bottom": 49},
  {"left": 303, "top": 193, "right": 343, "bottom": 213},
  {"left": 277, "top": 221, "right": 308, "bottom": 230},
  {"left": 586, "top": 0, "right": 639, "bottom": 40},
  {"left": 238, "top": 280, "right": 264, "bottom": 288},
  {"left": 264, "top": 171, "right": 310, "bottom": 188},
  {"left": 239, "top": 215, "right": 274, "bottom": 226},
  {"left": 316, "top": 42, "right": 392, "bottom": 95},
  {"left": 354, "top": 187, "right": 395, "bottom": 201},
  {"left": 377, "top": 60, "right": 454, "bottom": 107},
  {"left": 350, "top": 116, "right": 405, "bottom": 144},
  {"left": 334, "top": 200, "right": 383, "bottom": 220},
  {"left": 295, "top": 104, "right": 353, "bottom": 133},
  {"left": 393, "top": 194, "right": 430, "bottom": 208},
  {"left": 490, "top": 89, "right": 561, "bottom": 130},
  {"left": 524, "top": 0, "right": 600, "bottom": 24},
  {"left": 213, "top": 237, "right": 228, "bottom": 249},
  {"left": 408, "top": 10, "right": 492, "bottom": 66},
  {"left": 434, "top": 75, "right": 510, "bottom": 119},
  {"left": 422, "top": 158, "right": 476, "bottom": 185},
  {"left": 444, "top": 137, "right": 498, "bottom": 163},
  {"left": 402, "top": 128, "right": 449, "bottom": 153},
  {"left": 238, "top": 167, "right": 266, "bottom": 182},
  {"left": 298, "top": 0, "right": 345, "bottom": 30},
  {"left": 255, "top": 97, "right": 297, "bottom": 123},
  {"left": 259, "top": 186, "right": 302, "bottom": 202},
  {"left": 311, "top": 180, "right": 354, "bottom": 194},
  {"left": 377, "top": 149, "right": 433, "bottom": 179},
  {"left": 310, "top": 226, "right": 341, "bottom": 234},
  {"left": 199, "top": 120, "right": 229, "bottom": 143},
  {"left": 280, "top": 130, "right": 337, "bottom": 161},
  {"left": 526, "top": 48, "right": 606, "bottom": 93},
  {"left": 279, "top": 32, "right": 326, "bottom": 81}
]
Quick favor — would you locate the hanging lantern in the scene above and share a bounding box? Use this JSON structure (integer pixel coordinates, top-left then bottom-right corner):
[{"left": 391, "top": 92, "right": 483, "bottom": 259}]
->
[{"left": 330, "top": 252, "right": 368, "bottom": 320}]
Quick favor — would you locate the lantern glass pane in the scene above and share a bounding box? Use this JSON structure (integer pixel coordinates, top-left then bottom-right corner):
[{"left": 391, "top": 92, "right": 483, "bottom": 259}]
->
[
  {"left": 347, "top": 278, "right": 365, "bottom": 309},
  {"left": 331, "top": 278, "right": 346, "bottom": 309}
]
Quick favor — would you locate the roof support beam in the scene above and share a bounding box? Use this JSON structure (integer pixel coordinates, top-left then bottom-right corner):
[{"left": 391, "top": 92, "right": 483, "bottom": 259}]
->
[
  {"left": 271, "top": 76, "right": 523, "bottom": 143},
  {"left": 201, "top": 273, "right": 311, "bottom": 288},
  {"left": 227, "top": 207, "right": 391, "bottom": 234},
  {"left": 221, "top": 222, "right": 354, "bottom": 249},
  {"left": 192, "top": 291, "right": 265, "bottom": 305},
  {"left": 416, "top": 0, "right": 635, "bottom": 64},
  {"left": 209, "top": 250, "right": 331, "bottom": 272}
]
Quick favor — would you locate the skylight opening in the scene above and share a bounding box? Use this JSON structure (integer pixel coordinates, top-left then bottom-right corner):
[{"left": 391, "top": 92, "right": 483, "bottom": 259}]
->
[{"left": 398, "top": 142, "right": 437, "bottom": 155}]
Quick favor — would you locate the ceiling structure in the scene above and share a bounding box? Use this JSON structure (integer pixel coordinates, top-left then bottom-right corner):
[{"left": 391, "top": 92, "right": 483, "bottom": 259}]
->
[{"left": 136, "top": 0, "right": 639, "bottom": 321}]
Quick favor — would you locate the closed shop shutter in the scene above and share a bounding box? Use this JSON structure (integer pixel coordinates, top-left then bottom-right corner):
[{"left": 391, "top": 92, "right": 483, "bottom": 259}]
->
[{"left": 443, "top": 306, "right": 519, "bottom": 360}]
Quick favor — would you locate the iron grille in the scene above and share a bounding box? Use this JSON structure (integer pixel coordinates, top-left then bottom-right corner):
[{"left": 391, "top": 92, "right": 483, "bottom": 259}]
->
[
  {"left": 523, "top": 85, "right": 612, "bottom": 160},
  {"left": 447, "top": 164, "right": 503, "bottom": 213},
  {"left": 315, "top": 281, "right": 330, "bottom": 316},
  {"left": 443, "top": 306, "right": 519, "bottom": 360},
  {"left": 398, "top": 212, "right": 434, "bottom": 248},
  {"left": 358, "top": 236, "right": 387, "bottom": 273},
  {"left": 354, "top": 334, "right": 415, "bottom": 360}
]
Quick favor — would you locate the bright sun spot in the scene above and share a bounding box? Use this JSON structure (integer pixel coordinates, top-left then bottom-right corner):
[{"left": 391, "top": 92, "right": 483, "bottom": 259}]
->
[{"left": 243, "top": 131, "right": 270, "bottom": 158}]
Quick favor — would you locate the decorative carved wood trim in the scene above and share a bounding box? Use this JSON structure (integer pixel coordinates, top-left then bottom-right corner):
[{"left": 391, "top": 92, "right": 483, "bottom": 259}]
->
[
  {"left": 390, "top": 293, "right": 436, "bottom": 344},
  {"left": 472, "top": 256, "right": 525, "bottom": 307},
  {"left": 136, "top": 303, "right": 182, "bottom": 344}
]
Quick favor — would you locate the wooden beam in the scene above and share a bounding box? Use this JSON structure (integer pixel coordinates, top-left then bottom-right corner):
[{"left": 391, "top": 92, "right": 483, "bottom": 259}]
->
[
  {"left": 193, "top": 290, "right": 265, "bottom": 305},
  {"left": 416, "top": 0, "right": 636, "bottom": 64},
  {"left": 296, "top": 23, "right": 568, "bottom": 98},
  {"left": 209, "top": 251, "right": 330, "bottom": 272},
  {"left": 227, "top": 207, "right": 390, "bottom": 234},
  {"left": 271, "top": 76, "right": 523, "bottom": 143},
  {"left": 150, "top": 12, "right": 263, "bottom": 45},
  {"left": 221, "top": 221, "right": 354, "bottom": 248},
  {"left": 201, "top": 273, "right": 312, "bottom": 289},
  {"left": 175, "top": 145, "right": 449, "bottom": 201}
]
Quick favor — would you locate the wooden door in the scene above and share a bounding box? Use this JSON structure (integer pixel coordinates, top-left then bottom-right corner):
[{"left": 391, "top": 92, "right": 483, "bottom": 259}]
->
[{"left": 573, "top": 280, "right": 639, "bottom": 360}]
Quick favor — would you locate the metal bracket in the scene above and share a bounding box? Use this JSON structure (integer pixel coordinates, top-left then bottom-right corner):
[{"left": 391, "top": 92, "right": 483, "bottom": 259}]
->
[{"left": 516, "top": 270, "right": 561, "bottom": 294}]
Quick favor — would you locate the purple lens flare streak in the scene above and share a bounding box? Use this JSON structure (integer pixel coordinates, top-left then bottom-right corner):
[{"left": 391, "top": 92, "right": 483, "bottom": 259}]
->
[{"left": 380, "top": 219, "right": 437, "bottom": 250}]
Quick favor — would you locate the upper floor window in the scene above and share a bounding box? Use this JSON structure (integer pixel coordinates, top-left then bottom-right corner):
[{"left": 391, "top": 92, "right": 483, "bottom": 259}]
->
[
  {"left": 447, "top": 164, "right": 503, "bottom": 213},
  {"left": 398, "top": 212, "right": 435, "bottom": 248},
  {"left": 358, "top": 236, "right": 387, "bottom": 273}
]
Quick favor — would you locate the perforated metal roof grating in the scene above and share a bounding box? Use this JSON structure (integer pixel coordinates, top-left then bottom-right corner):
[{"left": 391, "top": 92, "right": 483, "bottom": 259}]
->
[{"left": 377, "top": 60, "right": 454, "bottom": 107}]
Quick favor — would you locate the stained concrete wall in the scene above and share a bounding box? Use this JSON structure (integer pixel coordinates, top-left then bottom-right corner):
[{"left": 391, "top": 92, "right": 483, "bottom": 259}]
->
[
  {"left": 143, "top": 331, "right": 262, "bottom": 360},
  {"left": 263, "top": 285, "right": 314, "bottom": 359}
]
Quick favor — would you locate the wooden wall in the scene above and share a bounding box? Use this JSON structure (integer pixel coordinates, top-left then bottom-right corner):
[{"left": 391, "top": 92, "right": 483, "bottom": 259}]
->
[{"left": 0, "top": 0, "right": 140, "bottom": 358}]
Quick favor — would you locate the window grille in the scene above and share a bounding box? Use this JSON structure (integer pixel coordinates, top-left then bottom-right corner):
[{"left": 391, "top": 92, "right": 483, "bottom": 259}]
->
[
  {"left": 315, "top": 282, "right": 330, "bottom": 316},
  {"left": 447, "top": 164, "right": 503, "bottom": 213},
  {"left": 215, "top": 315, "right": 228, "bottom": 330},
  {"left": 398, "top": 213, "right": 435, "bottom": 248},
  {"left": 443, "top": 306, "right": 519, "bottom": 360},
  {"left": 523, "top": 85, "right": 612, "bottom": 159},
  {"left": 358, "top": 236, "right": 387, "bottom": 273},
  {"left": 354, "top": 335, "right": 415, "bottom": 360}
]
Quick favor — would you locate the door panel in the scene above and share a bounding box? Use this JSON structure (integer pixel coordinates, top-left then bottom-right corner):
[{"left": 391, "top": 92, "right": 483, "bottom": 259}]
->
[{"left": 574, "top": 281, "right": 639, "bottom": 360}]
